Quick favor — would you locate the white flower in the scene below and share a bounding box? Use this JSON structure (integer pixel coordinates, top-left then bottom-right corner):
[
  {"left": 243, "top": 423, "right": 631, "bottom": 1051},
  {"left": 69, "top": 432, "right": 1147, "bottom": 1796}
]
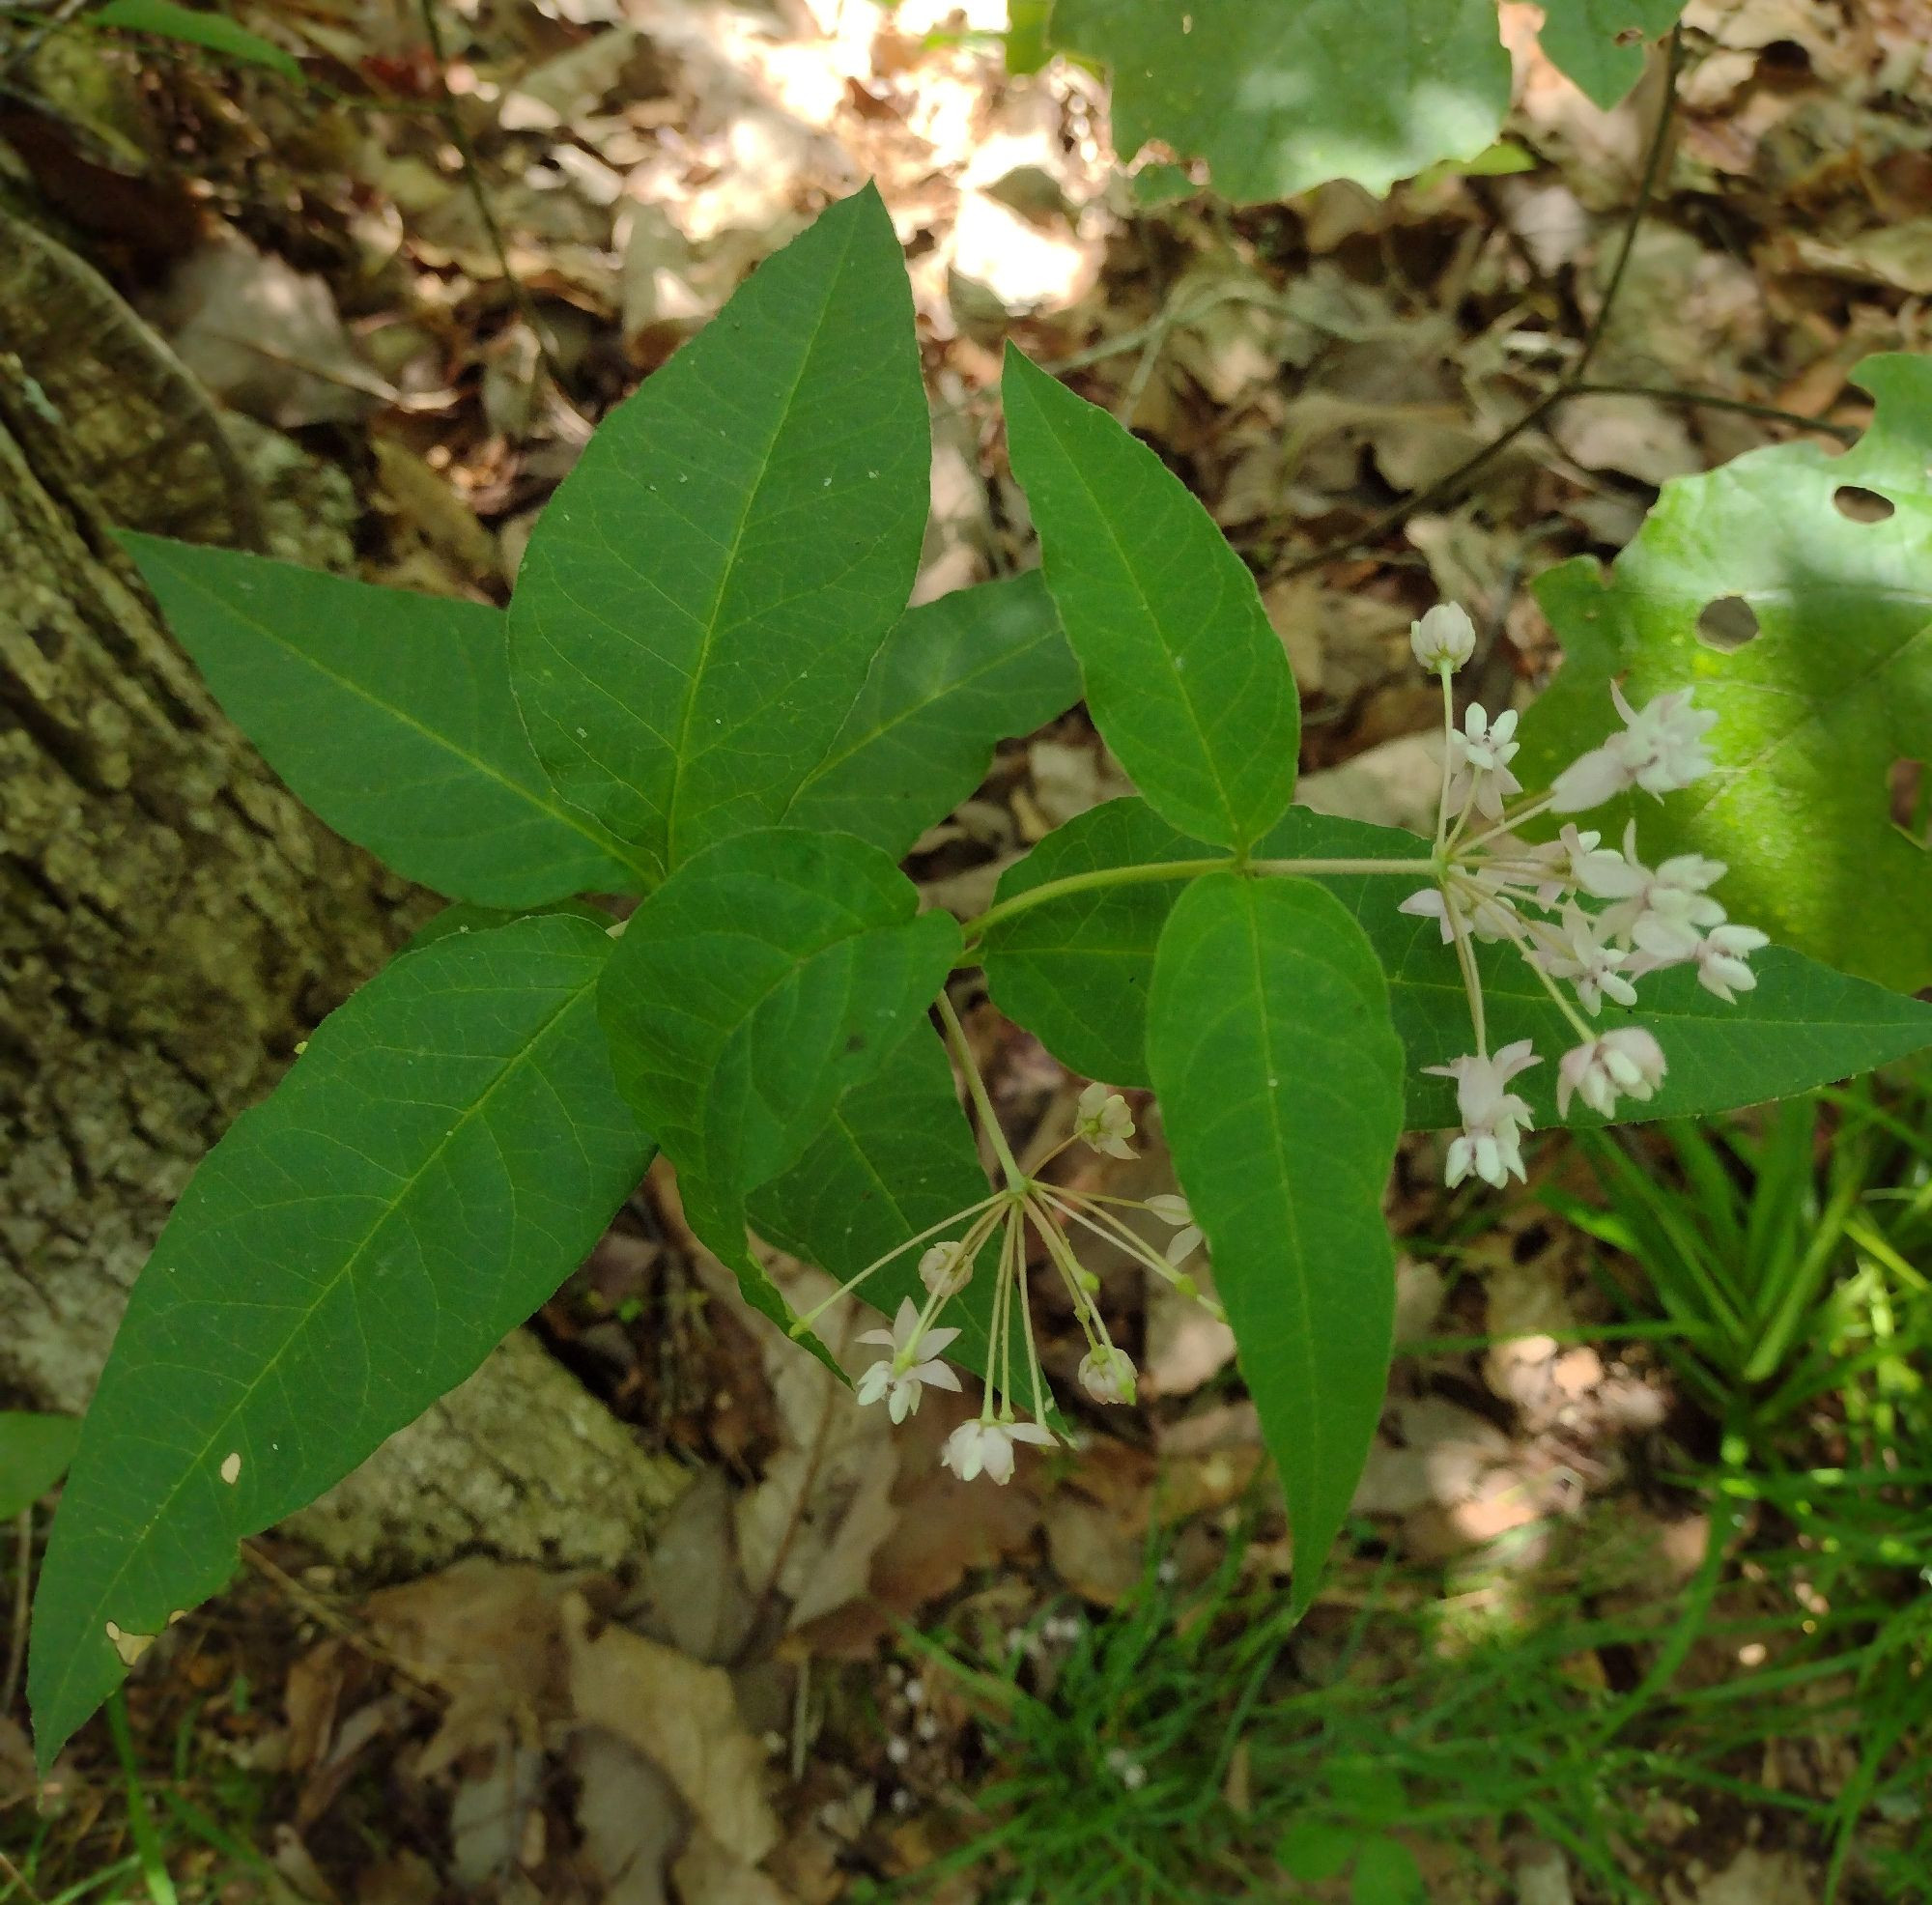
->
[
  {"left": 1400, "top": 874, "right": 1517, "bottom": 947},
  {"left": 1593, "top": 828, "right": 1727, "bottom": 962},
  {"left": 1447, "top": 703, "right": 1523, "bottom": 821},
  {"left": 1078, "top": 1344, "right": 1138, "bottom": 1404},
  {"left": 1535, "top": 904, "right": 1638, "bottom": 1013},
  {"left": 919, "top": 1240, "right": 971, "bottom": 1298},
  {"left": 856, "top": 1298, "right": 962, "bottom": 1423},
  {"left": 1549, "top": 685, "right": 1718, "bottom": 811},
  {"left": 1693, "top": 923, "right": 1770, "bottom": 1002},
  {"left": 1399, "top": 885, "right": 1454, "bottom": 945},
  {"left": 1556, "top": 1027, "right": 1667, "bottom": 1119},
  {"left": 1410, "top": 602, "right": 1476, "bottom": 673},
  {"left": 940, "top": 1417, "right": 1056, "bottom": 1485},
  {"left": 1075, "top": 1083, "right": 1136, "bottom": 1159},
  {"left": 1145, "top": 1193, "right": 1203, "bottom": 1264},
  {"left": 1525, "top": 824, "right": 1629, "bottom": 905},
  {"left": 1424, "top": 1039, "right": 1540, "bottom": 1188}
]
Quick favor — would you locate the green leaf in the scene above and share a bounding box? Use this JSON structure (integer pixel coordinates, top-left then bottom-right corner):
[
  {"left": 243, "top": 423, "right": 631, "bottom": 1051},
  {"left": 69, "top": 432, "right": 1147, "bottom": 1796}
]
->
[
  {"left": 1536, "top": 0, "right": 1684, "bottom": 110},
  {"left": 599, "top": 829, "right": 960, "bottom": 1338},
  {"left": 1048, "top": 0, "right": 1510, "bottom": 202},
  {"left": 1148, "top": 873, "right": 1406, "bottom": 1611},
  {"left": 1277, "top": 1819, "right": 1360, "bottom": 1884},
  {"left": 92, "top": 0, "right": 301, "bottom": 79},
  {"left": 30, "top": 914, "right": 652, "bottom": 1768},
  {"left": 1351, "top": 1838, "right": 1426, "bottom": 1905},
  {"left": 1002, "top": 348, "right": 1300, "bottom": 851},
  {"left": 750, "top": 1023, "right": 999, "bottom": 1378},
  {"left": 1513, "top": 354, "right": 1932, "bottom": 995},
  {"left": 983, "top": 800, "right": 1932, "bottom": 1124},
  {"left": 779, "top": 572, "right": 1079, "bottom": 857},
  {"left": 509, "top": 185, "right": 929, "bottom": 878},
  {"left": 126, "top": 536, "right": 643, "bottom": 906},
  {"left": 0, "top": 1414, "right": 81, "bottom": 1521}
]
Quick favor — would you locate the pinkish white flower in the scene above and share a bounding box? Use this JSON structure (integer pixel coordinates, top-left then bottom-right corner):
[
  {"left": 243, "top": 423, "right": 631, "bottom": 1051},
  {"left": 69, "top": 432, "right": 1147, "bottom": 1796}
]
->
[
  {"left": 1425, "top": 1038, "right": 1541, "bottom": 1188},
  {"left": 1146, "top": 1193, "right": 1203, "bottom": 1265},
  {"left": 1078, "top": 1344, "right": 1138, "bottom": 1404},
  {"left": 1447, "top": 703, "right": 1523, "bottom": 821},
  {"left": 856, "top": 1298, "right": 962, "bottom": 1424},
  {"left": 1556, "top": 1027, "right": 1667, "bottom": 1119},
  {"left": 1593, "top": 828, "right": 1728, "bottom": 961},
  {"left": 1535, "top": 904, "right": 1638, "bottom": 1014},
  {"left": 1410, "top": 602, "right": 1477, "bottom": 673},
  {"left": 1693, "top": 924, "right": 1770, "bottom": 1002},
  {"left": 940, "top": 1417, "right": 1056, "bottom": 1485},
  {"left": 1549, "top": 685, "right": 1718, "bottom": 811}
]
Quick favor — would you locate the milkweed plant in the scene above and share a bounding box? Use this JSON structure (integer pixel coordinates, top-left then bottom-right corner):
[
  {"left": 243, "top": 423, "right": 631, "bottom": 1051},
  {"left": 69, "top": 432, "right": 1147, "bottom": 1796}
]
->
[{"left": 26, "top": 185, "right": 1932, "bottom": 1768}]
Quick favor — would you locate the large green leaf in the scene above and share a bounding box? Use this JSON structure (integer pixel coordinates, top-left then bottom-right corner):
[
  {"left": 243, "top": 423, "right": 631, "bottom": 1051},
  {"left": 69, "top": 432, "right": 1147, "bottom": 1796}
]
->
[
  {"left": 127, "top": 536, "right": 642, "bottom": 905},
  {"left": 982, "top": 800, "right": 1932, "bottom": 1124},
  {"left": 1002, "top": 348, "right": 1300, "bottom": 851},
  {"left": 1536, "top": 0, "right": 1684, "bottom": 109},
  {"left": 1148, "top": 873, "right": 1405, "bottom": 1609},
  {"left": 509, "top": 185, "right": 929, "bottom": 878},
  {"left": 1513, "top": 354, "right": 1932, "bottom": 995},
  {"left": 779, "top": 571, "right": 1079, "bottom": 857},
  {"left": 0, "top": 1414, "right": 81, "bottom": 1521},
  {"left": 599, "top": 829, "right": 961, "bottom": 1336},
  {"left": 30, "top": 914, "right": 652, "bottom": 1767},
  {"left": 1049, "top": 0, "right": 1510, "bottom": 203},
  {"left": 750, "top": 1022, "right": 999, "bottom": 1377}
]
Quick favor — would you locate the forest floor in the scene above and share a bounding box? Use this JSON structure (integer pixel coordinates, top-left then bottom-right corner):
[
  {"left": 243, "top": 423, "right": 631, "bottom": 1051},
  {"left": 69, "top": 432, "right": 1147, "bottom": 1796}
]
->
[{"left": 2, "top": 0, "right": 1930, "bottom": 1901}]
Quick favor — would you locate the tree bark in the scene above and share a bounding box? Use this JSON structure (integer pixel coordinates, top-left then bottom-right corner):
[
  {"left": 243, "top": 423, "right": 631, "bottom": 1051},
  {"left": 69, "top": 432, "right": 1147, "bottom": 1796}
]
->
[{"left": 0, "top": 354, "right": 680, "bottom": 1572}]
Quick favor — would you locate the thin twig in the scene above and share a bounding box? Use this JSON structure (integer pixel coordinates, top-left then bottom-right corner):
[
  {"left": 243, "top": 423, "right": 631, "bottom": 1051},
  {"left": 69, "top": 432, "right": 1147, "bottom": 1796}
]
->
[
  {"left": 413, "top": 0, "right": 570, "bottom": 396},
  {"left": 1, "top": 1509, "right": 29, "bottom": 1716},
  {"left": 1276, "top": 27, "right": 1690, "bottom": 581},
  {"left": 1568, "top": 380, "right": 1858, "bottom": 440}
]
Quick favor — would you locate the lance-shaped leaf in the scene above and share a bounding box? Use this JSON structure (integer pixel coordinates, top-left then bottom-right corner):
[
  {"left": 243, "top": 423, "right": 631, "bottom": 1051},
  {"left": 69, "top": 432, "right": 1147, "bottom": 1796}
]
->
[
  {"left": 1002, "top": 347, "right": 1300, "bottom": 851},
  {"left": 1048, "top": 0, "right": 1510, "bottom": 203},
  {"left": 510, "top": 185, "right": 929, "bottom": 877},
  {"left": 779, "top": 572, "right": 1079, "bottom": 856},
  {"left": 751, "top": 1021, "right": 999, "bottom": 1377},
  {"left": 30, "top": 914, "right": 652, "bottom": 1768},
  {"left": 1148, "top": 873, "right": 1406, "bottom": 1610},
  {"left": 983, "top": 800, "right": 1932, "bottom": 1123},
  {"left": 1513, "top": 354, "right": 1932, "bottom": 995},
  {"left": 93, "top": 0, "right": 301, "bottom": 78},
  {"left": 127, "top": 536, "right": 643, "bottom": 905},
  {"left": 599, "top": 830, "right": 961, "bottom": 1336},
  {"left": 0, "top": 1414, "right": 81, "bottom": 1521}
]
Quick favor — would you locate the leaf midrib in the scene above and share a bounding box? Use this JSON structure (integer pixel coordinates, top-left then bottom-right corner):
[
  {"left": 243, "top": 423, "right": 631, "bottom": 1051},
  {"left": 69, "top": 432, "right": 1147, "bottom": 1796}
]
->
[{"left": 43, "top": 947, "right": 606, "bottom": 1728}]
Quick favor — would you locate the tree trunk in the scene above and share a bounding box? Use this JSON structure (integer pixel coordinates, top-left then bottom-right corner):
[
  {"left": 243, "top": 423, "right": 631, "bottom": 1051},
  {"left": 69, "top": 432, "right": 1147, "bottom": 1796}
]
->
[{"left": 0, "top": 355, "right": 680, "bottom": 1572}]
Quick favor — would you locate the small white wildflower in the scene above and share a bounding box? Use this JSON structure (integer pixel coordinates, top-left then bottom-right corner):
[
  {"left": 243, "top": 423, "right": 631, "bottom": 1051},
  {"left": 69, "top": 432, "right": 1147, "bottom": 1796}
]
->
[
  {"left": 1447, "top": 702, "right": 1523, "bottom": 821},
  {"left": 1075, "top": 1082, "right": 1136, "bottom": 1160},
  {"left": 1410, "top": 602, "right": 1477, "bottom": 673},
  {"left": 1399, "top": 886, "right": 1454, "bottom": 945},
  {"left": 1077, "top": 1344, "right": 1138, "bottom": 1405},
  {"left": 1549, "top": 684, "right": 1718, "bottom": 810},
  {"left": 1693, "top": 923, "right": 1770, "bottom": 1002},
  {"left": 1556, "top": 1027, "right": 1667, "bottom": 1119},
  {"left": 1525, "top": 824, "right": 1629, "bottom": 905},
  {"left": 919, "top": 1239, "right": 971, "bottom": 1298},
  {"left": 1593, "top": 827, "right": 1727, "bottom": 961},
  {"left": 1425, "top": 1039, "right": 1540, "bottom": 1189},
  {"left": 1146, "top": 1192, "right": 1203, "bottom": 1264},
  {"left": 940, "top": 1418, "right": 1056, "bottom": 1485},
  {"left": 1535, "top": 904, "right": 1638, "bottom": 1014},
  {"left": 856, "top": 1298, "right": 963, "bottom": 1424}
]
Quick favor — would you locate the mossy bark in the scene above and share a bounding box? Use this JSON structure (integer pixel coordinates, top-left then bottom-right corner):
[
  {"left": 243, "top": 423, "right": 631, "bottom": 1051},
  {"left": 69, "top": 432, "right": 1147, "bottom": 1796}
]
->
[{"left": 0, "top": 360, "right": 679, "bottom": 1571}]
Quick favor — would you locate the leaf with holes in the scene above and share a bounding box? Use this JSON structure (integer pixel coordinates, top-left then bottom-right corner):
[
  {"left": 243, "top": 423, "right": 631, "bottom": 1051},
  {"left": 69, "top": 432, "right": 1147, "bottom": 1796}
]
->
[
  {"left": 30, "top": 914, "right": 653, "bottom": 1768},
  {"left": 982, "top": 800, "right": 1932, "bottom": 1122},
  {"left": 1535, "top": 0, "right": 1684, "bottom": 109},
  {"left": 1514, "top": 354, "right": 1932, "bottom": 994},
  {"left": 127, "top": 537, "right": 644, "bottom": 905},
  {"left": 1048, "top": 0, "right": 1510, "bottom": 202},
  {"left": 508, "top": 185, "right": 928, "bottom": 880},
  {"left": 1148, "top": 873, "right": 1405, "bottom": 1611},
  {"left": 778, "top": 572, "right": 1079, "bottom": 857},
  {"left": 1002, "top": 347, "right": 1300, "bottom": 850},
  {"left": 599, "top": 830, "right": 960, "bottom": 1343},
  {"left": 750, "top": 1022, "right": 999, "bottom": 1377}
]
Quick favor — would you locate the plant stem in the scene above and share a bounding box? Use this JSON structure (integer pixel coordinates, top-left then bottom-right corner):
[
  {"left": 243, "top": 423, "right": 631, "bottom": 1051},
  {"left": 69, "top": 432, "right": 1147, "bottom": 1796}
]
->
[
  {"left": 1247, "top": 856, "right": 1437, "bottom": 878},
  {"left": 1434, "top": 666, "right": 1457, "bottom": 849},
  {"left": 937, "top": 991, "right": 1028, "bottom": 1191}
]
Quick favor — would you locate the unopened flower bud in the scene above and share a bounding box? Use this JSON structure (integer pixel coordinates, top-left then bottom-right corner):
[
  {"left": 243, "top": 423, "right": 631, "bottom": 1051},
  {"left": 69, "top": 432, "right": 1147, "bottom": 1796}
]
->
[
  {"left": 919, "top": 1240, "right": 970, "bottom": 1297},
  {"left": 1409, "top": 602, "right": 1477, "bottom": 673},
  {"left": 1078, "top": 1344, "right": 1137, "bottom": 1404}
]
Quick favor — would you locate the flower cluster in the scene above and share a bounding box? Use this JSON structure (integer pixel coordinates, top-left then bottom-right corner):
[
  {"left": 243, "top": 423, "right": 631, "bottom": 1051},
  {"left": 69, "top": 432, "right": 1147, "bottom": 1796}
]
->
[
  {"left": 1407, "top": 603, "right": 1763, "bottom": 1189},
  {"left": 796, "top": 1085, "right": 1211, "bottom": 1486}
]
